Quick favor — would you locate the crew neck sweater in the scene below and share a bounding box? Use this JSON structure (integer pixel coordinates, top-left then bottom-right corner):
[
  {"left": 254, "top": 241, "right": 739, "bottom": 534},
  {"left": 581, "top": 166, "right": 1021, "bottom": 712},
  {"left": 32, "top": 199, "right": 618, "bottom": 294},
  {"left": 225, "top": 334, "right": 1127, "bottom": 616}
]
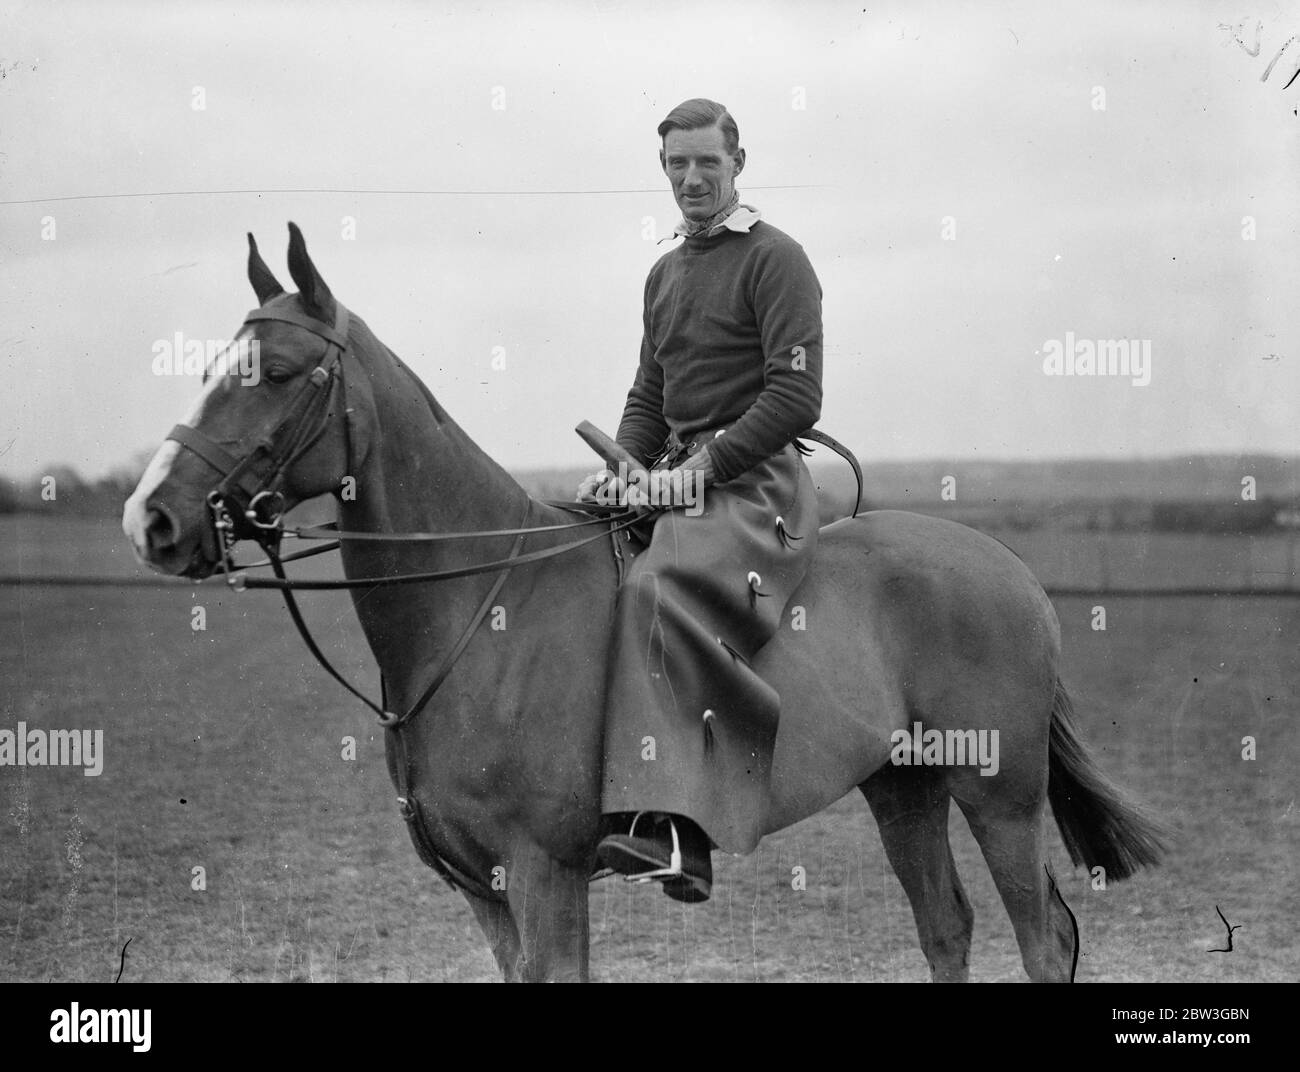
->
[{"left": 615, "top": 220, "right": 823, "bottom": 485}]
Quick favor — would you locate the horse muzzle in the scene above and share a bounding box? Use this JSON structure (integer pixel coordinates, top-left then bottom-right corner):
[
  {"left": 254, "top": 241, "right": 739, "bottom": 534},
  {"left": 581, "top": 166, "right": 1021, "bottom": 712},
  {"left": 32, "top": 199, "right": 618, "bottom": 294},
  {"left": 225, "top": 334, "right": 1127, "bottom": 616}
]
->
[{"left": 123, "top": 492, "right": 221, "bottom": 578}]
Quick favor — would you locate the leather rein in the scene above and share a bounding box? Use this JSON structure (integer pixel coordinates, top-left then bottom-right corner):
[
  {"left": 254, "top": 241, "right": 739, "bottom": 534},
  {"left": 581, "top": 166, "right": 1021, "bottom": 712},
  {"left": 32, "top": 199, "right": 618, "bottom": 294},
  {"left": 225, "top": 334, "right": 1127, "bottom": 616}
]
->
[
  {"left": 164, "top": 298, "right": 864, "bottom": 897},
  {"left": 165, "top": 300, "right": 641, "bottom": 898},
  {"left": 167, "top": 299, "right": 642, "bottom": 721}
]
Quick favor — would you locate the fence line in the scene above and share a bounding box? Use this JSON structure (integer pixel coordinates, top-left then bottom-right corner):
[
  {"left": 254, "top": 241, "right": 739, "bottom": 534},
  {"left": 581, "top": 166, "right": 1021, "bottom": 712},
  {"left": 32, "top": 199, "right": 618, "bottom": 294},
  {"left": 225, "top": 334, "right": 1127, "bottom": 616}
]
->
[{"left": 1, "top": 575, "right": 1298, "bottom": 597}]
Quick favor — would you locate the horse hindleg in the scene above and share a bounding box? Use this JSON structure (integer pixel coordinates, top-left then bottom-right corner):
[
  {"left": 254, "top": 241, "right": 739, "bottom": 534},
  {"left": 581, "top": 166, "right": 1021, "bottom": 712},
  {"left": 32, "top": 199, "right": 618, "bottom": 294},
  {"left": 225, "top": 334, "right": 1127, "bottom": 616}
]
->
[
  {"left": 952, "top": 790, "right": 1077, "bottom": 982},
  {"left": 465, "top": 893, "right": 523, "bottom": 982},
  {"left": 860, "top": 766, "right": 973, "bottom": 982},
  {"left": 505, "top": 843, "right": 591, "bottom": 982}
]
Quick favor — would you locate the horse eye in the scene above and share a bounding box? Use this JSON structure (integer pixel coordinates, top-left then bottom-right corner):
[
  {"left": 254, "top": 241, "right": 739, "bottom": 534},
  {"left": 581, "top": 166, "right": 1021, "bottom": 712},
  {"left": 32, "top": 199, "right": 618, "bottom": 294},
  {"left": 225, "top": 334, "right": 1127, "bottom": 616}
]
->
[{"left": 264, "top": 366, "right": 294, "bottom": 384}]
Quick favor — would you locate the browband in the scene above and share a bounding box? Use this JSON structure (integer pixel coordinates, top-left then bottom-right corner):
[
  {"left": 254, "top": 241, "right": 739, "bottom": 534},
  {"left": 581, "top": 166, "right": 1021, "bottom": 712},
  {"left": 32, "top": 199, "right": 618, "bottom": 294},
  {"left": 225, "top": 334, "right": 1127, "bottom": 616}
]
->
[{"left": 244, "top": 304, "right": 350, "bottom": 349}]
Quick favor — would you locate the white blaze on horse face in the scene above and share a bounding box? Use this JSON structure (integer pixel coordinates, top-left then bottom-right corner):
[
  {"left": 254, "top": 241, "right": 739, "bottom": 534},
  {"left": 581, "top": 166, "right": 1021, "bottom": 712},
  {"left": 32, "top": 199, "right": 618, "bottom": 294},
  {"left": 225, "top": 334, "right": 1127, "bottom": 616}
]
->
[
  {"left": 181, "top": 326, "right": 256, "bottom": 427},
  {"left": 122, "top": 327, "right": 256, "bottom": 560},
  {"left": 122, "top": 440, "right": 183, "bottom": 559}
]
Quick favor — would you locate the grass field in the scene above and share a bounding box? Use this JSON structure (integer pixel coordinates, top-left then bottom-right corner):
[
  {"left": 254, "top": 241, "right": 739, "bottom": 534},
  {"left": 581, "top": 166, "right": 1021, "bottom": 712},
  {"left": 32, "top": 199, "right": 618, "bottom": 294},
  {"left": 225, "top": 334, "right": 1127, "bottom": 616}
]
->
[{"left": 1, "top": 516, "right": 1296, "bottom": 982}]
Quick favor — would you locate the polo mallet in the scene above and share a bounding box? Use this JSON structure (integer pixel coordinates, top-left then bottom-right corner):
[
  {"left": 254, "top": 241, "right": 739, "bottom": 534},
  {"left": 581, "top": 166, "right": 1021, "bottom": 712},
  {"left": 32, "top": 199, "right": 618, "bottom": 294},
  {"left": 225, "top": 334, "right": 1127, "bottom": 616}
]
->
[
  {"left": 575, "top": 421, "right": 655, "bottom": 511},
  {"left": 575, "top": 420, "right": 641, "bottom": 474}
]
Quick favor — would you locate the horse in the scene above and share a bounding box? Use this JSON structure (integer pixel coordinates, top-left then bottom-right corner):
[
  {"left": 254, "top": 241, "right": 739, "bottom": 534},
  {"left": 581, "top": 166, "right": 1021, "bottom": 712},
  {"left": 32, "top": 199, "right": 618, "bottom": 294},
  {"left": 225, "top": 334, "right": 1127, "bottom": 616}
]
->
[{"left": 123, "top": 223, "right": 1166, "bottom": 982}]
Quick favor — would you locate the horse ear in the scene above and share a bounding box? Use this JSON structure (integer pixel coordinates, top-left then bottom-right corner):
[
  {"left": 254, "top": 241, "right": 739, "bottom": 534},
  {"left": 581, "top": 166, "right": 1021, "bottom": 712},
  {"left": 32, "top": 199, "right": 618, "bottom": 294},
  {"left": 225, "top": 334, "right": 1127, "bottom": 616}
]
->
[
  {"left": 285, "top": 221, "right": 335, "bottom": 320},
  {"left": 247, "top": 233, "right": 284, "bottom": 305}
]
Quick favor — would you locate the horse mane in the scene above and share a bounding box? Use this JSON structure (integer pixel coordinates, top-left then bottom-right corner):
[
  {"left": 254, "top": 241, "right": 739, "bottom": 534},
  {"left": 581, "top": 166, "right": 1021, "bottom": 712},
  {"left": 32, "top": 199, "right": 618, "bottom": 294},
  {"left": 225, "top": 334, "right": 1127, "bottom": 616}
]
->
[
  {"left": 348, "top": 311, "right": 448, "bottom": 429},
  {"left": 386, "top": 342, "right": 448, "bottom": 428}
]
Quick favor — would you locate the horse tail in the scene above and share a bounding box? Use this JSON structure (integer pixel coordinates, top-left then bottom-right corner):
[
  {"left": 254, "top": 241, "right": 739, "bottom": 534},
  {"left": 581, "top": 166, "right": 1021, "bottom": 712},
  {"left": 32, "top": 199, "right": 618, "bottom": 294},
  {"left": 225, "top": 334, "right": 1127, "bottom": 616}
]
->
[{"left": 1047, "top": 678, "right": 1168, "bottom": 881}]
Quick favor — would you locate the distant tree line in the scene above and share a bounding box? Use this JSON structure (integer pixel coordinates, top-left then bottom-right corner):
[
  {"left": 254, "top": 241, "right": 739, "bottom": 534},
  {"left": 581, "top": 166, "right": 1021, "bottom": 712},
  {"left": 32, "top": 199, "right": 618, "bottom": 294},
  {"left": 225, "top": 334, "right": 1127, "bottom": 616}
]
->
[
  {"left": 1148, "top": 499, "right": 1292, "bottom": 534},
  {"left": 917, "top": 497, "right": 1298, "bottom": 534},
  {"left": 2, "top": 459, "right": 1296, "bottom": 535},
  {"left": 0, "top": 457, "right": 149, "bottom": 518}
]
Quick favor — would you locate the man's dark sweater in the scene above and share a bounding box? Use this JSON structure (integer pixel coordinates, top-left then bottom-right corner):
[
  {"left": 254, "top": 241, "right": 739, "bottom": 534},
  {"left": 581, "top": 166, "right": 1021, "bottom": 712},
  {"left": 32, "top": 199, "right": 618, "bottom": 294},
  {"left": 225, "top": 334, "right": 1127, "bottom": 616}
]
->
[{"left": 616, "top": 220, "right": 823, "bottom": 485}]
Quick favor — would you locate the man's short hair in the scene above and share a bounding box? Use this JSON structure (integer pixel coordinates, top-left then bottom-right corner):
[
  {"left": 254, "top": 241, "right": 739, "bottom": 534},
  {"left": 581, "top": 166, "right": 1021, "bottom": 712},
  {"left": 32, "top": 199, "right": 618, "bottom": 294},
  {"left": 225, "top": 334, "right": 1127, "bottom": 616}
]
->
[{"left": 657, "top": 98, "right": 740, "bottom": 155}]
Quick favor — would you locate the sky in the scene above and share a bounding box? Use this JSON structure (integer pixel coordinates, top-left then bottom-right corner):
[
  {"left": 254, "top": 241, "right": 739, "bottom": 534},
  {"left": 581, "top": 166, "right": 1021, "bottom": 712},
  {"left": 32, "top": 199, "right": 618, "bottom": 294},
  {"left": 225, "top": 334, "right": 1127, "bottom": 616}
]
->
[{"left": 1, "top": 0, "right": 1298, "bottom": 480}]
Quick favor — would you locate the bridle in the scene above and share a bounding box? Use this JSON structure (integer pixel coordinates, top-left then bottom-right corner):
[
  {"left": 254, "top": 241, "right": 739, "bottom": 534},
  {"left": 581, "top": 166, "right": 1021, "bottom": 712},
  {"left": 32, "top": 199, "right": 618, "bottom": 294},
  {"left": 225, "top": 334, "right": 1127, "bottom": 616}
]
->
[
  {"left": 162, "top": 297, "right": 860, "bottom": 898},
  {"left": 167, "top": 296, "right": 641, "bottom": 711},
  {"left": 167, "top": 301, "right": 352, "bottom": 553},
  {"left": 164, "top": 298, "right": 641, "bottom": 899}
]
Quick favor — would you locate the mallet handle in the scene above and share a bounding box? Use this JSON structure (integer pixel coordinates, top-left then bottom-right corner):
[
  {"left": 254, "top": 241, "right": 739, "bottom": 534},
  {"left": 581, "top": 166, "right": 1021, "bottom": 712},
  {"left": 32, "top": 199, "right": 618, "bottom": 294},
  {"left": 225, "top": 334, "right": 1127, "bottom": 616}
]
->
[{"left": 576, "top": 420, "right": 642, "bottom": 474}]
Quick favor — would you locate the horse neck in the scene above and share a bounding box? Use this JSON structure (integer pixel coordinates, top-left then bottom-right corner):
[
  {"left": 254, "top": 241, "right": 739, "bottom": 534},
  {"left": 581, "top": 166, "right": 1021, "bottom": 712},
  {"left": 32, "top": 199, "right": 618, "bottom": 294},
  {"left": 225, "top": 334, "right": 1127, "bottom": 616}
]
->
[
  {"left": 346, "top": 346, "right": 532, "bottom": 536},
  {"left": 336, "top": 321, "right": 536, "bottom": 690}
]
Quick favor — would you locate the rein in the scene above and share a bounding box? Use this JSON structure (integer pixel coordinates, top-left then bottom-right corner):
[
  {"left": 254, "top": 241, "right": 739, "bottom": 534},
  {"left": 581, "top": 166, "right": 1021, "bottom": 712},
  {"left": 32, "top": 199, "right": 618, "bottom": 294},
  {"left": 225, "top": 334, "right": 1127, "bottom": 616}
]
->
[
  {"left": 166, "top": 298, "right": 640, "bottom": 899},
  {"left": 165, "top": 296, "right": 862, "bottom": 898},
  {"left": 223, "top": 518, "right": 640, "bottom": 592},
  {"left": 167, "top": 297, "right": 639, "bottom": 686}
]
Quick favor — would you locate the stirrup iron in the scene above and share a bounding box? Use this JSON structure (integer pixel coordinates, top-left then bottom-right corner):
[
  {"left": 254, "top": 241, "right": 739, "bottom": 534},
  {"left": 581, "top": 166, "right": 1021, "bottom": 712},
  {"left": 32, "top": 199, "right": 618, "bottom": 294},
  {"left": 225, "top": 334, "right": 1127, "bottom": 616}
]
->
[{"left": 622, "top": 811, "right": 684, "bottom": 884}]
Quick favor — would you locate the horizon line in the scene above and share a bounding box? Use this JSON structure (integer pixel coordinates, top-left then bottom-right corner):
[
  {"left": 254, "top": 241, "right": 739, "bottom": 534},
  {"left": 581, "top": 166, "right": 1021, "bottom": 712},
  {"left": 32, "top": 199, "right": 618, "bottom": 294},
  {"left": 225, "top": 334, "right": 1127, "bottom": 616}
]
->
[{"left": 3, "top": 449, "right": 1296, "bottom": 484}]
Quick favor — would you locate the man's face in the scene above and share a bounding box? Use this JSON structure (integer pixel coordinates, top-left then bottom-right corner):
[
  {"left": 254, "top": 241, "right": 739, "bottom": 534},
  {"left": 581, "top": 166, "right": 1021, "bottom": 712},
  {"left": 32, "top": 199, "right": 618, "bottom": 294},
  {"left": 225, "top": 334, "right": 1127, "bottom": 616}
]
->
[{"left": 661, "top": 125, "right": 745, "bottom": 222}]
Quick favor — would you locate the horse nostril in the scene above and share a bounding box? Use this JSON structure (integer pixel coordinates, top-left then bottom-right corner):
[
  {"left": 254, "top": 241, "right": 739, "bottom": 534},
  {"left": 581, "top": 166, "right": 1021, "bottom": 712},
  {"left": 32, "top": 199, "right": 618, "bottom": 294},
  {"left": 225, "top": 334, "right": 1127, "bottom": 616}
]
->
[{"left": 144, "top": 503, "right": 179, "bottom": 553}]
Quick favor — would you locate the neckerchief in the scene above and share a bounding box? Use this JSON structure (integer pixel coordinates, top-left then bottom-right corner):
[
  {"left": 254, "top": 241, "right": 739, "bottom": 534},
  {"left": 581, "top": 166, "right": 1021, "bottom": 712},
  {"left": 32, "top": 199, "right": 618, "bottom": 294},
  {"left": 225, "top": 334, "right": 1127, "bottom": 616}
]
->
[{"left": 675, "top": 190, "right": 741, "bottom": 238}]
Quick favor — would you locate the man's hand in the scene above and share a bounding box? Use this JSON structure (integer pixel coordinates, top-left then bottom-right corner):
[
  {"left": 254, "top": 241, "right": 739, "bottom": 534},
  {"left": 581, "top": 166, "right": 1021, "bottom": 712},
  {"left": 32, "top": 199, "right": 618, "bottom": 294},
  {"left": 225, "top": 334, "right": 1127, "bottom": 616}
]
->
[
  {"left": 678, "top": 448, "right": 716, "bottom": 488},
  {"left": 633, "top": 447, "right": 711, "bottom": 514},
  {"left": 575, "top": 448, "right": 713, "bottom": 515},
  {"left": 575, "top": 467, "right": 651, "bottom": 510},
  {"left": 575, "top": 469, "right": 614, "bottom": 503}
]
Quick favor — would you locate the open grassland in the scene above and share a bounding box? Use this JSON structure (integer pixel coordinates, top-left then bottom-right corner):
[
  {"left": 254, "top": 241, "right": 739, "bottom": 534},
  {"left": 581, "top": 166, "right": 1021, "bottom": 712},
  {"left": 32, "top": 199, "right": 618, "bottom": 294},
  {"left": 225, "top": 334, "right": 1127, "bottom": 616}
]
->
[{"left": 0, "top": 516, "right": 1296, "bottom": 981}]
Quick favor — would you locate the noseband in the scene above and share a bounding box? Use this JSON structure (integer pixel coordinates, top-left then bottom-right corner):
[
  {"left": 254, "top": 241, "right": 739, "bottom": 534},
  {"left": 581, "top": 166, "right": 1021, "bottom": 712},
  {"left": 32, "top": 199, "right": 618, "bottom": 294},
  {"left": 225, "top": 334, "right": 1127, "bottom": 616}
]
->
[
  {"left": 166, "top": 300, "right": 351, "bottom": 555},
  {"left": 160, "top": 302, "right": 640, "bottom": 899}
]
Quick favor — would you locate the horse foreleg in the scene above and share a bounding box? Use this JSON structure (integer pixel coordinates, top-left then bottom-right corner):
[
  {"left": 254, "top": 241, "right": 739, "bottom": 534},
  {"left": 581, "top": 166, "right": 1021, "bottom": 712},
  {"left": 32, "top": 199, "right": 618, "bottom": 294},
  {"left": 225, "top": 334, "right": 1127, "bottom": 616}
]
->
[
  {"left": 505, "top": 843, "right": 591, "bottom": 982},
  {"left": 465, "top": 892, "right": 524, "bottom": 982},
  {"left": 861, "top": 766, "right": 974, "bottom": 982}
]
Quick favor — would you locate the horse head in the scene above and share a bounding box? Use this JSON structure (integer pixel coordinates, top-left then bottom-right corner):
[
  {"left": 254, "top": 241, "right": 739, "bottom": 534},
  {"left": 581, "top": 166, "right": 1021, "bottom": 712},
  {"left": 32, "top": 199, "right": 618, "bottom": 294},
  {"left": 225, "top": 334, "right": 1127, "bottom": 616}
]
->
[{"left": 124, "top": 223, "right": 374, "bottom": 577}]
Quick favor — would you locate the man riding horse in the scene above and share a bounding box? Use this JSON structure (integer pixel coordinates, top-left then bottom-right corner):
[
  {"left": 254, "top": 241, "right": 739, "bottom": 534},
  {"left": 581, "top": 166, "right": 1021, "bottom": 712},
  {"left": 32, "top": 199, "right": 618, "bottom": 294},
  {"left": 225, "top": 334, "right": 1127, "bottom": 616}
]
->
[{"left": 580, "top": 98, "right": 824, "bottom": 902}]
